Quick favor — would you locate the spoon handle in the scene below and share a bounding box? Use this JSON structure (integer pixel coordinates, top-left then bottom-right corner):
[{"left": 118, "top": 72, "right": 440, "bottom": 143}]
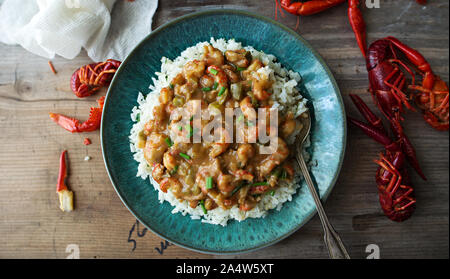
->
[{"left": 295, "top": 151, "right": 350, "bottom": 259}]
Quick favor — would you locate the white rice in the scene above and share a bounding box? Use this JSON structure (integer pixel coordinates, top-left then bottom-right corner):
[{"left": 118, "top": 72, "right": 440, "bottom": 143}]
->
[{"left": 129, "top": 38, "right": 310, "bottom": 226}]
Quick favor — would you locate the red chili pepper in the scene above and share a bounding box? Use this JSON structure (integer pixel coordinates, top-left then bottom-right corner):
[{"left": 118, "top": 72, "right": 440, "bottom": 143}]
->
[
  {"left": 83, "top": 138, "right": 92, "bottom": 145},
  {"left": 56, "top": 150, "right": 73, "bottom": 212}
]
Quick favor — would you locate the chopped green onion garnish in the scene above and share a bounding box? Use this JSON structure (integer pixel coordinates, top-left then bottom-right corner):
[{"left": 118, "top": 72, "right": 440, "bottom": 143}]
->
[
  {"left": 169, "top": 83, "right": 174, "bottom": 89},
  {"left": 210, "top": 68, "right": 218, "bottom": 75},
  {"left": 281, "top": 169, "right": 288, "bottom": 179},
  {"left": 202, "top": 87, "right": 211, "bottom": 92},
  {"left": 206, "top": 177, "right": 213, "bottom": 189},
  {"left": 164, "top": 137, "right": 173, "bottom": 147},
  {"left": 178, "top": 126, "right": 183, "bottom": 131},
  {"left": 251, "top": 182, "right": 268, "bottom": 187},
  {"left": 237, "top": 114, "right": 244, "bottom": 122},
  {"left": 189, "top": 115, "right": 194, "bottom": 121},
  {"left": 179, "top": 152, "right": 191, "bottom": 160},
  {"left": 170, "top": 165, "right": 179, "bottom": 175},
  {"left": 218, "top": 87, "right": 226, "bottom": 96},
  {"left": 199, "top": 200, "right": 207, "bottom": 214},
  {"left": 236, "top": 67, "right": 245, "bottom": 71},
  {"left": 269, "top": 190, "right": 275, "bottom": 196},
  {"left": 212, "top": 82, "right": 218, "bottom": 90},
  {"left": 135, "top": 113, "right": 140, "bottom": 122}
]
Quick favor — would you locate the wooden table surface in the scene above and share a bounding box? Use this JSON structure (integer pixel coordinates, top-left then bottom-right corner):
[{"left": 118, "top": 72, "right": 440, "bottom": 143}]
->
[{"left": 0, "top": 0, "right": 448, "bottom": 259}]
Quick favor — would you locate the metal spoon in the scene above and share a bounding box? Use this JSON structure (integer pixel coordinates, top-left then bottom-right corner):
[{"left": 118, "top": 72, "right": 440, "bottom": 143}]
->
[{"left": 294, "top": 112, "right": 350, "bottom": 259}]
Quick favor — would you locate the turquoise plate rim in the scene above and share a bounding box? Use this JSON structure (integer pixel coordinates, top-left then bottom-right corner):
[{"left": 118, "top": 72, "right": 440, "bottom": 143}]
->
[{"left": 101, "top": 9, "right": 347, "bottom": 255}]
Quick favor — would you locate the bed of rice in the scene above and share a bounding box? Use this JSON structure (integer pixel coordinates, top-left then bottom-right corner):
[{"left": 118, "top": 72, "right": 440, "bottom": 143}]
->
[{"left": 129, "top": 38, "right": 310, "bottom": 226}]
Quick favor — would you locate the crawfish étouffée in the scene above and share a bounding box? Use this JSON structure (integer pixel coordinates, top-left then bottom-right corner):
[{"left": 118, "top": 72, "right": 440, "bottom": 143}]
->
[{"left": 137, "top": 44, "right": 303, "bottom": 212}]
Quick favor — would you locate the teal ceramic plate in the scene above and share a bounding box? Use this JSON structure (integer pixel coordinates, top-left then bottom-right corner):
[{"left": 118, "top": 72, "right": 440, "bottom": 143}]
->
[{"left": 101, "top": 10, "right": 346, "bottom": 254}]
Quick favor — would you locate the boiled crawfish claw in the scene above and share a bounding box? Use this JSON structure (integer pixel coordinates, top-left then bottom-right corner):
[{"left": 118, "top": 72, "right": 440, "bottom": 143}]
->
[
  {"left": 56, "top": 150, "right": 73, "bottom": 212},
  {"left": 49, "top": 96, "right": 105, "bottom": 133}
]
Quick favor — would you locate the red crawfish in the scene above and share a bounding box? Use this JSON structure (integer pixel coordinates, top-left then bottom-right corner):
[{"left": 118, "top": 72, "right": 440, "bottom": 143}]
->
[
  {"left": 70, "top": 59, "right": 121, "bottom": 98},
  {"left": 348, "top": 95, "right": 416, "bottom": 222},
  {"left": 349, "top": 34, "right": 448, "bottom": 222},
  {"left": 349, "top": 26, "right": 448, "bottom": 221},
  {"left": 363, "top": 36, "right": 449, "bottom": 186},
  {"left": 367, "top": 37, "right": 449, "bottom": 132}
]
